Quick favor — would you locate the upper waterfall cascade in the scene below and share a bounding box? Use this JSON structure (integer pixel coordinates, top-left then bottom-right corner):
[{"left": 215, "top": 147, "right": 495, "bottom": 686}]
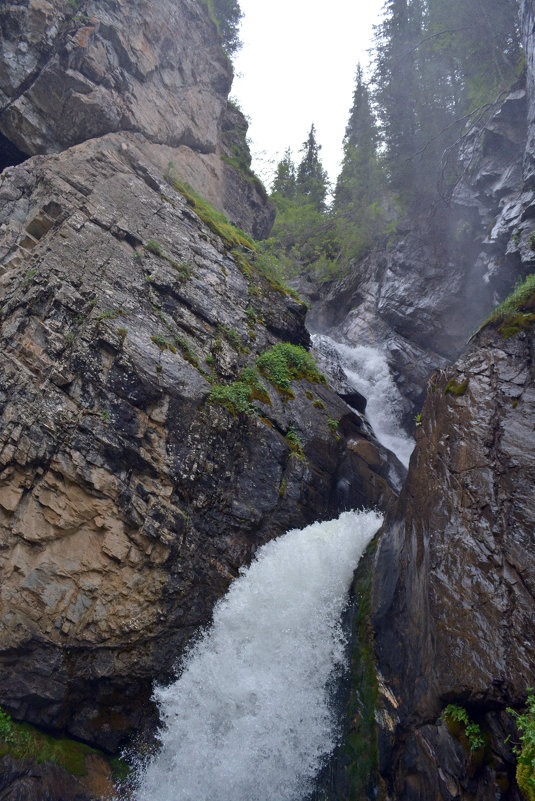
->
[
  {"left": 312, "top": 334, "right": 414, "bottom": 468},
  {"left": 133, "top": 510, "right": 382, "bottom": 801}
]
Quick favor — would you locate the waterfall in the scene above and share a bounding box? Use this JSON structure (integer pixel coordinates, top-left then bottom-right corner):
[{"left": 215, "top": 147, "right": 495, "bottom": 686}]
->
[
  {"left": 312, "top": 334, "right": 414, "bottom": 468},
  {"left": 132, "top": 510, "right": 382, "bottom": 801}
]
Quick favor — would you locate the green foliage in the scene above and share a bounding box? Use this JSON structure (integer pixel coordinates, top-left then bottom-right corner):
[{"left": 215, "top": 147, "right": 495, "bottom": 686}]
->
[
  {"left": 285, "top": 425, "right": 305, "bottom": 459},
  {"left": 508, "top": 690, "right": 535, "bottom": 801},
  {"left": 0, "top": 708, "right": 14, "bottom": 744},
  {"left": 272, "top": 147, "right": 296, "bottom": 198},
  {"left": 296, "top": 124, "right": 329, "bottom": 213},
  {"left": 208, "top": 381, "right": 255, "bottom": 416},
  {"left": 145, "top": 239, "right": 163, "bottom": 256},
  {"left": 169, "top": 175, "right": 254, "bottom": 251},
  {"left": 442, "top": 704, "right": 485, "bottom": 751},
  {"left": 256, "top": 343, "right": 326, "bottom": 396},
  {"left": 372, "top": 0, "right": 522, "bottom": 208},
  {"left": 199, "top": 0, "right": 242, "bottom": 56},
  {"left": 23, "top": 268, "right": 37, "bottom": 287},
  {"left": 96, "top": 308, "right": 122, "bottom": 322},
  {"left": 414, "top": 412, "right": 422, "bottom": 426},
  {"left": 0, "top": 707, "right": 102, "bottom": 776},
  {"left": 484, "top": 274, "right": 535, "bottom": 338},
  {"left": 443, "top": 377, "right": 469, "bottom": 396},
  {"left": 240, "top": 366, "right": 271, "bottom": 404},
  {"left": 218, "top": 324, "right": 244, "bottom": 351},
  {"left": 151, "top": 334, "right": 177, "bottom": 353},
  {"left": 174, "top": 336, "right": 198, "bottom": 367}
]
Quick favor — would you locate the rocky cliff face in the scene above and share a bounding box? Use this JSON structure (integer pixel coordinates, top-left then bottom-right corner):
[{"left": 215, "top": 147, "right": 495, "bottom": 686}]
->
[
  {"left": 356, "top": 2, "right": 535, "bottom": 799},
  {"left": 373, "top": 322, "right": 535, "bottom": 799},
  {"left": 0, "top": 2, "right": 401, "bottom": 798},
  {"left": 0, "top": 0, "right": 273, "bottom": 238}
]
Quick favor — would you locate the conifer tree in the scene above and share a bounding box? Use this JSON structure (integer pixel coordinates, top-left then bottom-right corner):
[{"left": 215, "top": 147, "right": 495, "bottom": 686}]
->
[
  {"left": 272, "top": 148, "right": 296, "bottom": 199},
  {"left": 296, "top": 124, "right": 329, "bottom": 212},
  {"left": 333, "top": 66, "right": 386, "bottom": 260}
]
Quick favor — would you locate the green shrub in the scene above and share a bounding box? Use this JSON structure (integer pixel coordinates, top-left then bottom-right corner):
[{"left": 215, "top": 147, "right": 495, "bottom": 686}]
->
[
  {"left": 508, "top": 690, "right": 535, "bottom": 800},
  {"left": 208, "top": 381, "right": 255, "bottom": 416},
  {"left": 257, "top": 343, "right": 326, "bottom": 396}
]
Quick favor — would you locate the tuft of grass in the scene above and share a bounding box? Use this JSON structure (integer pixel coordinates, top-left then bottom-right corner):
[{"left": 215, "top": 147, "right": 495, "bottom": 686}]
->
[
  {"left": 151, "top": 334, "right": 177, "bottom": 353},
  {"left": 174, "top": 336, "right": 198, "bottom": 367},
  {"left": 484, "top": 274, "right": 535, "bottom": 338},
  {"left": 256, "top": 343, "right": 326, "bottom": 397},
  {"left": 444, "top": 377, "right": 469, "bottom": 397},
  {"left": 145, "top": 239, "right": 163, "bottom": 256},
  {"left": 170, "top": 178, "right": 254, "bottom": 251},
  {"left": 208, "top": 381, "right": 255, "bottom": 416},
  {"left": 208, "top": 367, "right": 271, "bottom": 415},
  {"left": 241, "top": 366, "right": 271, "bottom": 405}
]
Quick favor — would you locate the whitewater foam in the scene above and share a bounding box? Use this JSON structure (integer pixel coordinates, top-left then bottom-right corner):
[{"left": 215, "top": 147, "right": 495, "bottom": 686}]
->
[{"left": 133, "top": 509, "right": 382, "bottom": 801}]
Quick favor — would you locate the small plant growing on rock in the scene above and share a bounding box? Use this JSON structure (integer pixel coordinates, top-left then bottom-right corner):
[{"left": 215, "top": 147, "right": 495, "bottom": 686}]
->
[
  {"left": 0, "top": 707, "right": 14, "bottom": 744},
  {"left": 145, "top": 239, "right": 163, "bottom": 256},
  {"left": 327, "top": 418, "right": 340, "bottom": 439},
  {"left": 444, "top": 377, "right": 469, "bottom": 397},
  {"left": 441, "top": 704, "right": 485, "bottom": 751},
  {"left": 508, "top": 690, "right": 535, "bottom": 801},
  {"left": 286, "top": 425, "right": 305, "bottom": 460},
  {"left": 414, "top": 412, "right": 423, "bottom": 426},
  {"left": 257, "top": 343, "right": 326, "bottom": 397}
]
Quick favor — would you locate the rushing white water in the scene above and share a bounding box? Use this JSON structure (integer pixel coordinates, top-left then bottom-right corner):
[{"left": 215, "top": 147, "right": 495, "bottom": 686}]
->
[
  {"left": 313, "top": 334, "right": 414, "bottom": 467},
  {"left": 133, "top": 510, "right": 382, "bottom": 801}
]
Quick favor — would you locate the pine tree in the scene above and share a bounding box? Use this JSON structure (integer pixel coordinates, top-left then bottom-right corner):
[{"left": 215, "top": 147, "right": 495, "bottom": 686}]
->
[
  {"left": 333, "top": 66, "right": 386, "bottom": 260},
  {"left": 372, "top": 0, "right": 522, "bottom": 210},
  {"left": 296, "top": 124, "right": 329, "bottom": 212},
  {"left": 272, "top": 148, "right": 296, "bottom": 199}
]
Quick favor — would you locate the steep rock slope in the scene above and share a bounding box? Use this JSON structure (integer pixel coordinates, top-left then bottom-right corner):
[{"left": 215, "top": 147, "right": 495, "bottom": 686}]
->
[
  {"left": 0, "top": 133, "right": 399, "bottom": 753},
  {"left": 0, "top": 0, "right": 273, "bottom": 237}
]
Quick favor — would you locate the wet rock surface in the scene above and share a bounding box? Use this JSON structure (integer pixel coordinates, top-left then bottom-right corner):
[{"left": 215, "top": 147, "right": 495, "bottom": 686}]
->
[{"left": 371, "top": 323, "right": 535, "bottom": 799}]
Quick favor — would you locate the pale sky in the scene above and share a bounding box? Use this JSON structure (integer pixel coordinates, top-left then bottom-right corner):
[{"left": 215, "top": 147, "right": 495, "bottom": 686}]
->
[{"left": 232, "top": 0, "right": 385, "bottom": 190}]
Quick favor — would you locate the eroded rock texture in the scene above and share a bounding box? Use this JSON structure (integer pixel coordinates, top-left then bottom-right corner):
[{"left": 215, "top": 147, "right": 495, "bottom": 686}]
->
[
  {"left": 0, "top": 133, "right": 398, "bottom": 765},
  {"left": 0, "top": 0, "right": 273, "bottom": 237}
]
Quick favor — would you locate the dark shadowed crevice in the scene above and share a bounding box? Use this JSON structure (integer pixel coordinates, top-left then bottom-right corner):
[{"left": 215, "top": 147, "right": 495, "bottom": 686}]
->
[{"left": 0, "top": 132, "right": 29, "bottom": 172}]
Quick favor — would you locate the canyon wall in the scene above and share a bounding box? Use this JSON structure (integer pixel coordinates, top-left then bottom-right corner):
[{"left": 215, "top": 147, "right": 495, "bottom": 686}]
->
[{"left": 0, "top": 2, "right": 402, "bottom": 798}]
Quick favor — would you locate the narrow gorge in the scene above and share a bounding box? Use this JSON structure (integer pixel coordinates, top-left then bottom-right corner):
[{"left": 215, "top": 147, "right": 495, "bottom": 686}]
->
[{"left": 0, "top": 0, "right": 534, "bottom": 800}]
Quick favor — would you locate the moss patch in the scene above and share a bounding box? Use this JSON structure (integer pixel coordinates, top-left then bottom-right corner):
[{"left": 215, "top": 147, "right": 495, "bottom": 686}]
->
[
  {"left": 444, "top": 377, "right": 469, "bottom": 396},
  {"left": 342, "top": 536, "right": 385, "bottom": 801},
  {"left": 169, "top": 176, "right": 254, "bottom": 251},
  {"left": 0, "top": 709, "right": 102, "bottom": 777}
]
